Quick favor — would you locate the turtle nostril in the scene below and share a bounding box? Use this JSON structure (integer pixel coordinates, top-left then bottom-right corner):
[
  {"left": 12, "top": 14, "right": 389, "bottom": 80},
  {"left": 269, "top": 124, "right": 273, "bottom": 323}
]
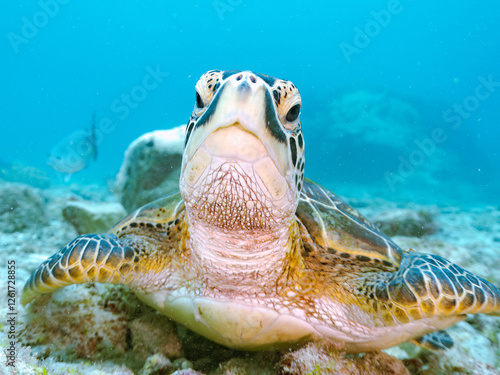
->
[
  {"left": 238, "top": 81, "right": 250, "bottom": 93},
  {"left": 249, "top": 75, "right": 257, "bottom": 83},
  {"left": 236, "top": 74, "right": 243, "bottom": 81}
]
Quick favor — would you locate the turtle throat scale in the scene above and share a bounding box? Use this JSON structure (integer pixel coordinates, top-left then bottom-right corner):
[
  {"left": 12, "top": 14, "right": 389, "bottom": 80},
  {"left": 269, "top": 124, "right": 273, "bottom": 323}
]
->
[{"left": 180, "top": 125, "right": 297, "bottom": 288}]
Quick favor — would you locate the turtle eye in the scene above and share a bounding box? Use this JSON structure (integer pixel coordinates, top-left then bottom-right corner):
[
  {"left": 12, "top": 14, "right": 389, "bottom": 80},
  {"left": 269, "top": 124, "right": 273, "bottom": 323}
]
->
[
  {"left": 286, "top": 104, "right": 301, "bottom": 122},
  {"left": 195, "top": 91, "right": 205, "bottom": 108}
]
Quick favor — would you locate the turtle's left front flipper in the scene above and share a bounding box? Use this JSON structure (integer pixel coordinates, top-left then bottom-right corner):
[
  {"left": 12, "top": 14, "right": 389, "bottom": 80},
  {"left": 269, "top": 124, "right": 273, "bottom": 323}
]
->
[
  {"left": 21, "top": 234, "right": 139, "bottom": 305},
  {"left": 397, "top": 252, "right": 500, "bottom": 317}
]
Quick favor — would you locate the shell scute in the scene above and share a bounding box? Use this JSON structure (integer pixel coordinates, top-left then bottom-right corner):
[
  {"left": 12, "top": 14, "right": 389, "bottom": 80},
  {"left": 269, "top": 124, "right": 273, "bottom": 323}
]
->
[
  {"left": 109, "top": 192, "right": 185, "bottom": 236},
  {"left": 297, "top": 179, "right": 402, "bottom": 267}
]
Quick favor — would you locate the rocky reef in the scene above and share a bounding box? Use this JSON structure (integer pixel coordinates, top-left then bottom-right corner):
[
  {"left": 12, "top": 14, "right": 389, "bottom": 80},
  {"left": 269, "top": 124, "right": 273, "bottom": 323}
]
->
[
  {"left": 328, "top": 90, "right": 420, "bottom": 149},
  {"left": 372, "top": 208, "right": 438, "bottom": 237},
  {"left": 0, "top": 183, "right": 48, "bottom": 233},
  {"left": 0, "top": 163, "right": 51, "bottom": 189},
  {"left": 278, "top": 342, "right": 409, "bottom": 375},
  {"left": 62, "top": 200, "right": 127, "bottom": 234},
  {"left": 305, "top": 90, "right": 465, "bottom": 205}
]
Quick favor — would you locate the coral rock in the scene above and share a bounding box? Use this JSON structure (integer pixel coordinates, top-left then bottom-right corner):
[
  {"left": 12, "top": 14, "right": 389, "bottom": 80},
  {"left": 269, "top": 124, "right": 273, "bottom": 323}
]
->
[
  {"left": 62, "top": 200, "right": 127, "bottom": 234},
  {"left": 0, "top": 163, "right": 51, "bottom": 188},
  {"left": 0, "top": 182, "right": 48, "bottom": 233},
  {"left": 115, "top": 125, "right": 185, "bottom": 212},
  {"left": 277, "top": 342, "right": 409, "bottom": 375},
  {"left": 20, "top": 284, "right": 131, "bottom": 360},
  {"left": 212, "top": 355, "right": 278, "bottom": 375},
  {"left": 138, "top": 354, "right": 173, "bottom": 375},
  {"left": 171, "top": 370, "right": 203, "bottom": 375},
  {"left": 130, "top": 313, "right": 184, "bottom": 360},
  {"left": 329, "top": 90, "right": 419, "bottom": 149},
  {"left": 373, "top": 208, "right": 438, "bottom": 237}
]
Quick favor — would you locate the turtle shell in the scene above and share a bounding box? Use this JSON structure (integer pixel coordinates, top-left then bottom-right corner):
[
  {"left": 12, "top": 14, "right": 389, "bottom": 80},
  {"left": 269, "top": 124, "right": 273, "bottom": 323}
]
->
[
  {"left": 109, "top": 192, "right": 185, "bottom": 236},
  {"left": 296, "top": 179, "right": 403, "bottom": 267}
]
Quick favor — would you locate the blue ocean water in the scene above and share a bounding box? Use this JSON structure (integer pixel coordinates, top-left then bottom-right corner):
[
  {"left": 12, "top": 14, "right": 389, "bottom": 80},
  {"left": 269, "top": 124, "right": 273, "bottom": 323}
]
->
[{"left": 1, "top": 0, "right": 499, "bottom": 205}]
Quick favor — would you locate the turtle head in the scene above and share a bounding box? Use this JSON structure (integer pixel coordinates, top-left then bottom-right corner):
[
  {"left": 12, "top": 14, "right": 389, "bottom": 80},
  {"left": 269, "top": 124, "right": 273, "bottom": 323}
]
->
[{"left": 180, "top": 70, "right": 305, "bottom": 231}]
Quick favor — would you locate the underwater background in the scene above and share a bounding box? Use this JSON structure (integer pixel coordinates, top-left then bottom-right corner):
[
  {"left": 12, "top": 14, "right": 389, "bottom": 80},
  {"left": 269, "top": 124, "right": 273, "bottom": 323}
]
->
[
  {"left": 2, "top": 1, "right": 500, "bottom": 375},
  {"left": 1, "top": 0, "right": 499, "bottom": 206}
]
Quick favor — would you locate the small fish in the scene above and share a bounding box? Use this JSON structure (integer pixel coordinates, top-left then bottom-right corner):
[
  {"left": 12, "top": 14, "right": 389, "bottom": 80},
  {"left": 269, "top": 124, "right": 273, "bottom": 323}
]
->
[{"left": 48, "top": 112, "right": 98, "bottom": 182}]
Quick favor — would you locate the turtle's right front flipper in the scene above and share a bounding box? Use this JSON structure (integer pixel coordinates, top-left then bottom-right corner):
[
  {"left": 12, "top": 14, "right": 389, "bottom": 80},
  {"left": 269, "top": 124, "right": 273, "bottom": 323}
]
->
[{"left": 21, "top": 234, "right": 138, "bottom": 305}]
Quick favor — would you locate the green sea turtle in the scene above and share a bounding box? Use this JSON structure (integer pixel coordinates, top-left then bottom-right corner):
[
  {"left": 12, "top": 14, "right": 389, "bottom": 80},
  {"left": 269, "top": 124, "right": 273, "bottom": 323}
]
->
[{"left": 22, "top": 70, "right": 500, "bottom": 352}]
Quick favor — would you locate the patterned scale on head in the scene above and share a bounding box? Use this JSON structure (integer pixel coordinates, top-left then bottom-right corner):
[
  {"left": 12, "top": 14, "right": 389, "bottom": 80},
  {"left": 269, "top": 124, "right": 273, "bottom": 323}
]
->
[{"left": 22, "top": 70, "right": 500, "bottom": 353}]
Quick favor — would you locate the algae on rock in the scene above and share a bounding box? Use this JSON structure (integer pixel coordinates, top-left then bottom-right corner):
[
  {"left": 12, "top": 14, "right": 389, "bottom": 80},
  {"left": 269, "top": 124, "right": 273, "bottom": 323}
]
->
[
  {"left": 19, "top": 283, "right": 183, "bottom": 370},
  {"left": 277, "top": 341, "right": 409, "bottom": 375}
]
